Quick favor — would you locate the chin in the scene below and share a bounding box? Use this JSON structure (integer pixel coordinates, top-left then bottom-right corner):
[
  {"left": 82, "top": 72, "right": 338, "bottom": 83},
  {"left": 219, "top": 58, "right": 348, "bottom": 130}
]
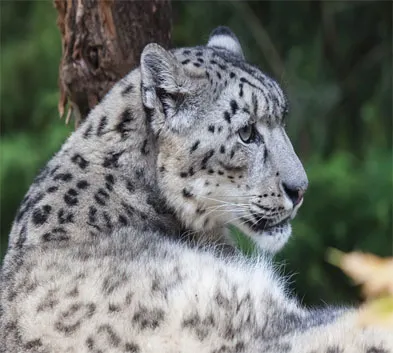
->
[{"left": 235, "top": 221, "right": 292, "bottom": 254}]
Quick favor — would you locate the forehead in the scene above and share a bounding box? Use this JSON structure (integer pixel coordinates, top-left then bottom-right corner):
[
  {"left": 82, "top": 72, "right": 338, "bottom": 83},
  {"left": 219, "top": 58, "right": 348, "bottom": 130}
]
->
[{"left": 173, "top": 46, "right": 288, "bottom": 125}]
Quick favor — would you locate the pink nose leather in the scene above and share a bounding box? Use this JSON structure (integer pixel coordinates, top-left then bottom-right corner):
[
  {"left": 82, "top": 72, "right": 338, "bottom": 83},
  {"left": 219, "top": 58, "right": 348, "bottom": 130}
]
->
[{"left": 295, "top": 190, "right": 305, "bottom": 206}]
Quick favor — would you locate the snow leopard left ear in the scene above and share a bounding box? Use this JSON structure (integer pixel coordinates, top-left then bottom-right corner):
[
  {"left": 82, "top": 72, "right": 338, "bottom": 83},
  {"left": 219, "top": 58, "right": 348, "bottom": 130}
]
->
[
  {"left": 140, "top": 43, "right": 187, "bottom": 110},
  {"left": 207, "top": 26, "right": 244, "bottom": 59}
]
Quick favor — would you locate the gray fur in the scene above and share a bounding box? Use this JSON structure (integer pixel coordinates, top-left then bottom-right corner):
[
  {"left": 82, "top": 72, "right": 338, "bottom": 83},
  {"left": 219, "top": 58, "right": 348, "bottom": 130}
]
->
[{"left": 1, "top": 27, "right": 392, "bottom": 353}]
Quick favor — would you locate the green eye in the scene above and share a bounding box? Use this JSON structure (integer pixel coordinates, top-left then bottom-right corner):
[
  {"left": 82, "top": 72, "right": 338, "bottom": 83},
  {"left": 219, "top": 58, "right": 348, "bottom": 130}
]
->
[{"left": 239, "top": 124, "right": 255, "bottom": 143}]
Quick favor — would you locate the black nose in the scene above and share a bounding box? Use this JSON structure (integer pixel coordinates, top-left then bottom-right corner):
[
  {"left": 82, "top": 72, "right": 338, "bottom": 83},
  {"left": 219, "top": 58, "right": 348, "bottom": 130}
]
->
[{"left": 282, "top": 183, "right": 305, "bottom": 206}]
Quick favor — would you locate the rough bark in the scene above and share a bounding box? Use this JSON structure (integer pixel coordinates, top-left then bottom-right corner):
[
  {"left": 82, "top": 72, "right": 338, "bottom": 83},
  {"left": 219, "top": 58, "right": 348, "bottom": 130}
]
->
[{"left": 54, "top": 0, "right": 172, "bottom": 127}]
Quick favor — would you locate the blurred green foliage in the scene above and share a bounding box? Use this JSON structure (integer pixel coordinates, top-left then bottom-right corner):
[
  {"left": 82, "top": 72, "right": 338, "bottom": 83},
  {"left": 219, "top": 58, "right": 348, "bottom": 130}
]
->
[{"left": 0, "top": 1, "right": 391, "bottom": 306}]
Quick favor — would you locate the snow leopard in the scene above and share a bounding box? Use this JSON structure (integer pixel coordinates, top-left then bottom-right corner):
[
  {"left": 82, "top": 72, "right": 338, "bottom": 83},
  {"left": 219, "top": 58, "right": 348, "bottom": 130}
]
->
[{"left": 1, "top": 26, "right": 391, "bottom": 353}]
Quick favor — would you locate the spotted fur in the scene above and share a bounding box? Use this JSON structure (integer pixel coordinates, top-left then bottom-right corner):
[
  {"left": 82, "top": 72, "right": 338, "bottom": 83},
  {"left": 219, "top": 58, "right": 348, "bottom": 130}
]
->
[{"left": 1, "top": 27, "right": 391, "bottom": 353}]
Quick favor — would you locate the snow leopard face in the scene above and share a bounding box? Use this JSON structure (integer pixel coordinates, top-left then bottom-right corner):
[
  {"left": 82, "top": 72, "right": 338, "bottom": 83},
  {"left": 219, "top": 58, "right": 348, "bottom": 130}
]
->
[{"left": 141, "top": 27, "right": 308, "bottom": 253}]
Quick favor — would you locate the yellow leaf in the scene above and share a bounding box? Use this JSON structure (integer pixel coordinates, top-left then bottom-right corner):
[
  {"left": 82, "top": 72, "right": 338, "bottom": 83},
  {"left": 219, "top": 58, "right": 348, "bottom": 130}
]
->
[
  {"left": 358, "top": 296, "right": 393, "bottom": 330},
  {"left": 327, "top": 249, "right": 393, "bottom": 298}
]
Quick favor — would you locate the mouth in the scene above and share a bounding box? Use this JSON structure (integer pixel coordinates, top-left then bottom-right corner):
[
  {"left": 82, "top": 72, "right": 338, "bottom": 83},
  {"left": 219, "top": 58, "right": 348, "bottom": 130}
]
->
[{"left": 242, "top": 216, "right": 290, "bottom": 235}]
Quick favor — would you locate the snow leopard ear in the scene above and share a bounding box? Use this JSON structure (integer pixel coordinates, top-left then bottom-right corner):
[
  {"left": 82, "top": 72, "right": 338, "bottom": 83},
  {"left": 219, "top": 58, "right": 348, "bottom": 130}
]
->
[
  {"left": 207, "top": 26, "right": 244, "bottom": 59},
  {"left": 140, "top": 43, "right": 187, "bottom": 110}
]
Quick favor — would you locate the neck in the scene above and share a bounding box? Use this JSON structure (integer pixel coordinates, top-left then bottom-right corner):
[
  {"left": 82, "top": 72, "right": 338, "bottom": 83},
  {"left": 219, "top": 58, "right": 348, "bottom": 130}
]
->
[{"left": 70, "top": 70, "right": 184, "bottom": 236}]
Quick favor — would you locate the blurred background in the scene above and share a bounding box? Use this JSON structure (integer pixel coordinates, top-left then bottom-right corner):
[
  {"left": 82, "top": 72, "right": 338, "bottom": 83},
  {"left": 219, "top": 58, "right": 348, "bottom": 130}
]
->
[{"left": 1, "top": 1, "right": 392, "bottom": 306}]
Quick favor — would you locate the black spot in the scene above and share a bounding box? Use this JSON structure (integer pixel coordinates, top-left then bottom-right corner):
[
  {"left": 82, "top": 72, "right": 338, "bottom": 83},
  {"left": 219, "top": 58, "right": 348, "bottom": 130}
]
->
[
  {"left": 264, "top": 147, "right": 268, "bottom": 161},
  {"left": 32, "top": 205, "right": 52, "bottom": 226},
  {"left": 230, "top": 72, "right": 236, "bottom": 78},
  {"left": 103, "top": 212, "right": 113, "bottom": 230},
  {"left": 196, "top": 51, "right": 203, "bottom": 56},
  {"left": 116, "top": 109, "right": 135, "bottom": 138},
  {"left": 182, "top": 188, "right": 193, "bottom": 198},
  {"left": 132, "top": 306, "right": 165, "bottom": 330},
  {"left": 24, "top": 339, "right": 43, "bottom": 350},
  {"left": 94, "top": 188, "right": 109, "bottom": 206},
  {"left": 140, "top": 139, "right": 149, "bottom": 155},
  {"left": 181, "top": 59, "right": 190, "bottom": 65},
  {"left": 71, "top": 154, "right": 89, "bottom": 170},
  {"left": 53, "top": 173, "right": 73, "bottom": 182},
  {"left": 208, "top": 125, "right": 215, "bottom": 133},
  {"left": 97, "top": 324, "right": 121, "bottom": 347},
  {"left": 366, "top": 348, "right": 388, "bottom": 353},
  {"left": 103, "top": 151, "right": 123, "bottom": 168},
  {"left": 58, "top": 208, "right": 74, "bottom": 224},
  {"left": 220, "top": 145, "right": 225, "bottom": 154},
  {"left": 108, "top": 304, "right": 121, "bottom": 313},
  {"left": 76, "top": 180, "right": 89, "bottom": 189},
  {"left": 68, "top": 188, "right": 78, "bottom": 196},
  {"left": 188, "top": 167, "right": 194, "bottom": 176},
  {"left": 218, "top": 170, "right": 224, "bottom": 175},
  {"left": 230, "top": 100, "right": 239, "bottom": 114},
  {"left": 196, "top": 208, "right": 206, "bottom": 215},
  {"left": 105, "top": 174, "right": 115, "bottom": 184},
  {"left": 55, "top": 303, "right": 96, "bottom": 335},
  {"left": 193, "top": 62, "right": 201, "bottom": 67},
  {"left": 208, "top": 169, "right": 215, "bottom": 174},
  {"left": 105, "top": 174, "right": 115, "bottom": 191},
  {"left": 125, "top": 342, "right": 140, "bottom": 352},
  {"left": 201, "top": 149, "right": 215, "bottom": 169},
  {"left": 86, "top": 337, "right": 94, "bottom": 350},
  {"left": 88, "top": 206, "right": 97, "bottom": 223},
  {"left": 42, "top": 227, "right": 68, "bottom": 242},
  {"left": 83, "top": 124, "right": 93, "bottom": 138},
  {"left": 239, "top": 83, "right": 244, "bottom": 97},
  {"left": 218, "top": 126, "right": 223, "bottom": 133},
  {"left": 126, "top": 180, "right": 135, "bottom": 193},
  {"left": 159, "top": 166, "right": 166, "bottom": 173},
  {"left": 135, "top": 168, "right": 144, "bottom": 179},
  {"left": 224, "top": 111, "right": 231, "bottom": 123},
  {"left": 47, "top": 186, "right": 58, "bottom": 193},
  {"left": 64, "top": 188, "right": 78, "bottom": 206},
  {"left": 121, "top": 202, "right": 135, "bottom": 216},
  {"left": 32, "top": 168, "right": 48, "bottom": 184},
  {"left": 197, "top": 58, "right": 204, "bottom": 63},
  {"left": 49, "top": 165, "right": 61, "bottom": 176},
  {"left": 190, "top": 140, "right": 200, "bottom": 153},
  {"left": 326, "top": 347, "right": 343, "bottom": 353},
  {"left": 230, "top": 149, "right": 235, "bottom": 159},
  {"left": 121, "top": 83, "right": 134, "bottom": 96},
  {"left": 96, "top": 116, "right": 108, "bottom": 136},
  {"left": 180, "top": 172, "right": 188, "bottom": 178},
  {"left": 15, "top": 192, "right": 44, "bottom": 223},
  {"left": 118, "top": 214, "right": 128, "bottom": 226},
  {"left": 183, "top": 49, "right": 191, "bottom": 55},
  {"left": 216, "top": 72, "right": 221, "bottom": 79}
]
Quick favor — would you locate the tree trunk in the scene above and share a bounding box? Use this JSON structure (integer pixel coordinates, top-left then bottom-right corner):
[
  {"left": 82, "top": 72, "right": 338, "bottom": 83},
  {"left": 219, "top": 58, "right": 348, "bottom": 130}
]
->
[{"left": 54, "top": 0, "right": 172, "bottom": 127}]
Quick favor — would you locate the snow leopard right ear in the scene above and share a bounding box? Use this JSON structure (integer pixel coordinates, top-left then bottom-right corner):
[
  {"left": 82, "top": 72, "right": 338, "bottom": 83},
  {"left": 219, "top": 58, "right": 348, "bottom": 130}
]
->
[
  {"left": 207, "top": 26, "right": 245, "bottom": 59},
  {"left": 140, "top": 43, "right": 187, "bottom": 110}
]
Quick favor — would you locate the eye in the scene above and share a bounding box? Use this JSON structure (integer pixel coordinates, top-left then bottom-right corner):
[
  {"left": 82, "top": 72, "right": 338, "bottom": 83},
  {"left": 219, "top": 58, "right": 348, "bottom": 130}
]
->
[{"left": 238, "top": 124, "right": 256, "bottom": 143}]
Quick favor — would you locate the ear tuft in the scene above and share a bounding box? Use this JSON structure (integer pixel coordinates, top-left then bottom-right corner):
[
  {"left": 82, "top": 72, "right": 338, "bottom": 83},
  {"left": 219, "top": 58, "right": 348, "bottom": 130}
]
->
[{"left": 207, "top": 26, "right": 244, "bottom": 59}]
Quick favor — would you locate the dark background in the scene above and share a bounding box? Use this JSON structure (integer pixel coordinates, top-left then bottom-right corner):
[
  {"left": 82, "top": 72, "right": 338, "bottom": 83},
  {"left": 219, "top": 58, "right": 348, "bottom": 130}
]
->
[{"left": 1, "top": 1, "right": 392, "bottom": 306}]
